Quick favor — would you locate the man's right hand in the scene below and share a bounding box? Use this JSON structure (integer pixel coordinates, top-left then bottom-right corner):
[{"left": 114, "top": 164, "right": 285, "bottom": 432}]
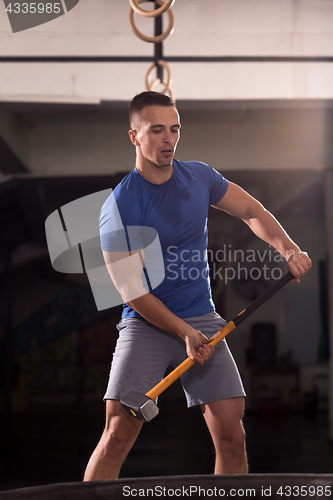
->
[
  {"left": 184, "top": 328, "right": 215, "bottom": 365},
  {"left": 104, "top": 254, "right": 215, "bottom": 365}
]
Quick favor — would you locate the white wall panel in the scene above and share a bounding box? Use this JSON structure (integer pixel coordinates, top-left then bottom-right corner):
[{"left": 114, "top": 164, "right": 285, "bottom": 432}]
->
[
  {"left": 1, "top": 62, "right": 333, "bottom": 101},
  {"left": 2, "top": 1, "right": 333, "bottom": 56},
  {"left": 0, "top": 0, "right": 333, "bottom": 101}
]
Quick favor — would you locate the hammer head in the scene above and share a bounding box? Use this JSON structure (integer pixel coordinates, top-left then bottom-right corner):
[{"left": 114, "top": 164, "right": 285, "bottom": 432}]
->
[{"left": 120, "top": 391, "right": 159, "bottom": 422}]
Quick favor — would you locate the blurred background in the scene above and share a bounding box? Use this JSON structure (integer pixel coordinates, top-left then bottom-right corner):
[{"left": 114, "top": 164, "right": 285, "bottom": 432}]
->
[{"left": 0, "top": 0, "right": 333, "bottom": 491}]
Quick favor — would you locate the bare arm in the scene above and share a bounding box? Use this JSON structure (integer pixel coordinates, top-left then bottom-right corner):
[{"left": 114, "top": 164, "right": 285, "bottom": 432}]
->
[
  {"left": 213, "top": 182, "right": 312, "bottom": 280},
  {"left": 102, "top": 248, "right": 214, "bottom": 364}
]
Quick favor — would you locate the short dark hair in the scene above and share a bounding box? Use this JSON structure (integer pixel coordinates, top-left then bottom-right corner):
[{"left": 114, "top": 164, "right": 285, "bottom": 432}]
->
[{"left": 129, "top": 91, "right": 176, "bottom": 128}]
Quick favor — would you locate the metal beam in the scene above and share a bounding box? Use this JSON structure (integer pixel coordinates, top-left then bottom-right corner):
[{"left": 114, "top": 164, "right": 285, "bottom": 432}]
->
[{"left": 0, "top": 56, "right": 333, "bottom": 63}]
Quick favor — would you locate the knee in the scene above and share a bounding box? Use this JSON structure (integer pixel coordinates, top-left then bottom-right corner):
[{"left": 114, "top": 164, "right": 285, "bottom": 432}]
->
[
  {"left": 98, "top": 428, "right": 131, "bottom": 464},
  {"left": 216, "top": 424, "right": 246, "bottom": 454},
  {"left": 102, "top": 429, "right": 129, "bottom": 454},
  {"left": 101, "top": 416, "right": 141, "bottom": 459},
  {"left": 232, "top": 425, "right": 246, "bottom": 450}
]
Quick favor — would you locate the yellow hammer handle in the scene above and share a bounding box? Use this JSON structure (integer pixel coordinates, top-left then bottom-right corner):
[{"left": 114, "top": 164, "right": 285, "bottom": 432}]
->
[
  {"left": 146, "top": 273, "right": 294, "bottom": 402},
  {"left": 146, "top": 321, "right": 236, "bottom": 400}
]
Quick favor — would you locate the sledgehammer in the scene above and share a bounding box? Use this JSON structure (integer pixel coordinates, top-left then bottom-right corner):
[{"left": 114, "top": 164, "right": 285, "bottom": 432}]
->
[{"left": 120, "top": 271, "right": 294, "bottom": 422}]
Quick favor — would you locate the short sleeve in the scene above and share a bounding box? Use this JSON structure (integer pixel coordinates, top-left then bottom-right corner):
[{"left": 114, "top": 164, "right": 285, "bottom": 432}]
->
[
  {"left": 99, "top": 192, "right": 129, "bottom": 252},
  {"left": 99, "top": 183, "right": 144, "bottom": 253},
  {"left": 195, "top": 162, "right": 229, "bottom": 205},
  {"left": 209, "top": 166, "right": 229, "bottom": 205}
]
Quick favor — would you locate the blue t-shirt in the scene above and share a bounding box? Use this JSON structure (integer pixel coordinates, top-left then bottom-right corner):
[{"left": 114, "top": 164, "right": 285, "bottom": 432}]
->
[{"left": 99, "top": 159, "right": 229, "bottom": 318}]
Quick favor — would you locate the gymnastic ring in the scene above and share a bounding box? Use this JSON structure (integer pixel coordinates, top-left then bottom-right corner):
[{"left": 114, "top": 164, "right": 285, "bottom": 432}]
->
[
  {"left": 149, "top": 78, "right": 175, "bottom": 100},
  {"left": 146, "top": 60, "right": 171, "bottom": 93},
  {"left": 129, "top": 0, "right": 175, "bottom": 18},
  {"left": 129, "top": 0, "right": 174, "bottom": 43},
  {"left": 146, "top": 61, "right": 171, "bottom": 92}
]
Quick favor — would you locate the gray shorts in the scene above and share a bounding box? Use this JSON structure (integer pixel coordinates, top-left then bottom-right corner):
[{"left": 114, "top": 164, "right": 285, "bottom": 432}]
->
[{"left": 104, "top": 311, "right": 245, "bottom": 407}]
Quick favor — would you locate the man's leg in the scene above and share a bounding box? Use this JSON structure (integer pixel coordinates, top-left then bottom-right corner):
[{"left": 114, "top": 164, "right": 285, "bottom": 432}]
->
[
  {"left": 84, "top": 399, "right": 143, "bottom": 481},
  {"left": 201, "top": 397, "right": 248, "bottom": 474}
]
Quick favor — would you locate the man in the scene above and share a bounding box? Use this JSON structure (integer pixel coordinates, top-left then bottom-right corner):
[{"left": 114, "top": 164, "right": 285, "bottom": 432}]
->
[{"left": 83, "top": 91, "right": 311, "bottom": 480}]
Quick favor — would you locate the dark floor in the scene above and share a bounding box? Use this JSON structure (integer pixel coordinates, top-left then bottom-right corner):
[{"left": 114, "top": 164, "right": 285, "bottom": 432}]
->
[{"left": 1, "top": 392, "right": 333, "bottom": 492}]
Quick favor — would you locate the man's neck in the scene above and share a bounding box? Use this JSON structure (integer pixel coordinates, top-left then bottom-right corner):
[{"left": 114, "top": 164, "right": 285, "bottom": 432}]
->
[{"left": 136, "top": 161, "right": 173, "bottom": 185}]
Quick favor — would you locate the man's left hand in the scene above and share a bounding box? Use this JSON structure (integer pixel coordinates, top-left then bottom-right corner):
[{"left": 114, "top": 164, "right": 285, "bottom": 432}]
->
[{"left": 287, "top": 251, "right": 312, "bottom": 283}]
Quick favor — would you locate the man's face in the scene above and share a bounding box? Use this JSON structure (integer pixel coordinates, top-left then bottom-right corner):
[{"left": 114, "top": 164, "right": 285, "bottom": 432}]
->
[{"left": 130, "top": 105, "right": 181, "bottom": 169}]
